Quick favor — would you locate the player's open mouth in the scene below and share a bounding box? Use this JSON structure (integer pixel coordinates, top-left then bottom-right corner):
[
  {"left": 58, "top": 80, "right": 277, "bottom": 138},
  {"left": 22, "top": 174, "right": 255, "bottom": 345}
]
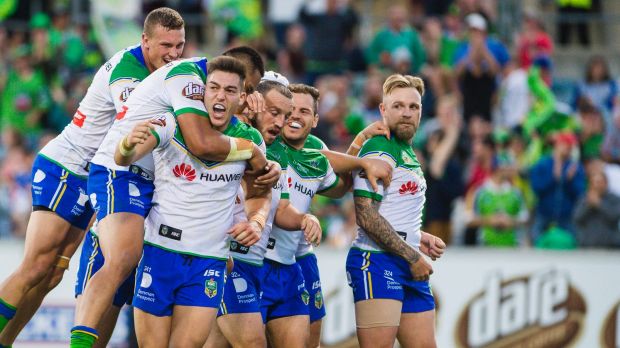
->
[
  {"left": 288, "top": 121, "right": 303, "bottom": 129},
  {"left": 212, "top": 104, "right": 226, "bottom": 115},
  {"left": 267, "top": 128, "right": 280, "bottom": 137}
]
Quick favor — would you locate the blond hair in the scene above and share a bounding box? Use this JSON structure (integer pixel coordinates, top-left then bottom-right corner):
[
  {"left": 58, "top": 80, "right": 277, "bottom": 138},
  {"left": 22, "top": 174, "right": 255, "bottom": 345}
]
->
[{"left": 382, "top": 74, "right": 425, "bottom": 97}]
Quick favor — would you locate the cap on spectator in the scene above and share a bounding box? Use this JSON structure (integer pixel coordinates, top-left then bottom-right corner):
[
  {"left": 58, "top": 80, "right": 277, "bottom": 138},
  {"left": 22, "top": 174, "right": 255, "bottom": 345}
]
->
[
  {"left": 553, "top": 132, "right": 578, "bottom": 146},
  {"left": 466, "top": 13, "right": 487, "bottom": 31},
  {"left": 261, "top": 71, "right": 289, "bottom": 87},
  {"left": 30, "top": 12, "right": 50, "bottom": 29}
]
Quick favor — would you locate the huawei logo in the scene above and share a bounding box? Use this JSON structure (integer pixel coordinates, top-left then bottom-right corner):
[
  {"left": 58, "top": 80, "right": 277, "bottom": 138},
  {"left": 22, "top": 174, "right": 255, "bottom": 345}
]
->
[
  {"left": 173, "top": 163, "right": 196, "bottom": 181},
  {"left": 288, "top": 177, "right": 292, "bottom": 188},
  {"left": 399, "top": 181, "right": 418, "bottom": 195}
]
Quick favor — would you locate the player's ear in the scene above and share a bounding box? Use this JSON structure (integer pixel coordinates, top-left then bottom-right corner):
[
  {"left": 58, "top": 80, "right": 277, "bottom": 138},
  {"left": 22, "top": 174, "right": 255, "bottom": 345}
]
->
[
  {"left": 141, "top": 32, "right": 149, "bottom": 49},
  {"left": 379, "top": 102, "right": 386, "bottom": 121},
  {"left": 239, "top": 91, "right": 247, "bottom": 107},
  {"left": 312, "top": 113, "right": 319, "bottom": 128}
]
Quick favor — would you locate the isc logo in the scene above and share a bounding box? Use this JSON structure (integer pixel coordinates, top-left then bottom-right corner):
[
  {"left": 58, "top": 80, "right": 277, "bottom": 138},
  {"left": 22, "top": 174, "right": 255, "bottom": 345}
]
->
[
  {"left": 457, "top": 269, "right": 586, "bottom": 347},
  {"left": 204, "top": 269, "right": 221, "bottom": 277}
]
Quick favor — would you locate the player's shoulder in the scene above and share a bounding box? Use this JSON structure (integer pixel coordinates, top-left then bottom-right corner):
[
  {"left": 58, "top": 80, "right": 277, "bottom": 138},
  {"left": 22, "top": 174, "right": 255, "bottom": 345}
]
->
[
  {"left": 299, "top": 148, "right": 330, "bottom": 173},
  {"left": 109, "top": 44, "right": 150, "bottom": 84},
  {"left": 165, "top": 57, "right": 207, "bottom": 81},
  {"left": 226, "top": 117, "right": 264, "bottom": 146},
  {"left": 267, "top": 141, "right": 288, "bottom": 168},
  {"left": 359, "top": 135, "right": 398, "bottom": 159},
  {"left": 304, "top": 134, "right": 327, "bottom": 150}
]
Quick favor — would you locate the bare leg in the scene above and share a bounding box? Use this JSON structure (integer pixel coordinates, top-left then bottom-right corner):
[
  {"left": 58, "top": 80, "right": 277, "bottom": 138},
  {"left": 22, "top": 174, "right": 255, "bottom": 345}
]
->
[
  {"left": 266, "top": 315, "right": 309, "bottom": 348},
  {"left": 169, "top": 305, "right": 218, "bottom": 348},
  {"left": 396, "top": 311, "right": 437, "bottom": 348},
  {"left": 134, "top": 307, "right": 171, "bottom": 348}
]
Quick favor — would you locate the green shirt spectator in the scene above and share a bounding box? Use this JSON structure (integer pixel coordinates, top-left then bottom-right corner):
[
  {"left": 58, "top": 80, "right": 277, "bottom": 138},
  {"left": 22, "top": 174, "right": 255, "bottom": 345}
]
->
[{"left": 366, "top": 5, "right": 426, "bottom": 73}]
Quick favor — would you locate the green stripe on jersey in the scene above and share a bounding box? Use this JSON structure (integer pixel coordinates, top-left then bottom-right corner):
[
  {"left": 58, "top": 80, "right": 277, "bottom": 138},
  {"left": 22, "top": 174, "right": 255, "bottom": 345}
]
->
[
  {"left": 359, "top": 136, "right": 421, "bottom": 171},
  {"left": 109, "top": 51, "right": 149, "bottom": 85},
  {"left": 144, "top": 241, "right": 228, "bottom": 260},
  {"left": 165, "top": 61, "right": 206, "bottom": 83},
  {"left": 353, "top": 189, "right": 383, "bottom": 202}
]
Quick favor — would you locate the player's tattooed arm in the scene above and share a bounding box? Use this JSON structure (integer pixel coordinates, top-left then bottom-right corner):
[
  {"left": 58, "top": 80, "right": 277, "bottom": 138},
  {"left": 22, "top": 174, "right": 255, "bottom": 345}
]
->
[{"left": 354, "top": 195, "right": 420, "bottom": 264}]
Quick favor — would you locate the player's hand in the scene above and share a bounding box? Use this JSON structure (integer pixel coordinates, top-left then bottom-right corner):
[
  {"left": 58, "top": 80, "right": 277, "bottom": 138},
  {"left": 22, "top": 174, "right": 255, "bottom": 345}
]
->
[
  {"left": 252, "top": 160, "right": 281, "bottom": 189},
  {"left": 246, "top": 91, "right": 265, "bottom": 116},
  {"left": 126, "top": 120, "right": 159, "bottom": 147},
  {"left": 301, "top": 214, "right": 322, "bottom": 246},
  {"left": 362, "top": 120, "right": 390, "bottom": 140},
  {"left": 226, "top": 256, "right": 234, "bottom": 274},
  {"left": 247, "top": 144, "right": 269, "bottom": 174},
  {"left": 420, "top": 232, "right": 446, "bottom": 261},
  {"left": 228, "top": 220, "right": 262, "bottom": 247},
  {"left": 361, "top": 158, "right": 392, "bottom": 192},
  {"left": 409, "top": 255, "right": 433, "bottom": 281}
]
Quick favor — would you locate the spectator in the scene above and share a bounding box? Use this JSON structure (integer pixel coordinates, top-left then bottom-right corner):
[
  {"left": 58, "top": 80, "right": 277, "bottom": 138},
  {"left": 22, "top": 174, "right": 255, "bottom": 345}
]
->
[
  {"left": 573, "top": 169, "right": 620, "bottom": 248},
  {"left": 557, "top": 0, "right": 593, "bottom": 47},
  {"left": 267, "top": 0, "right": 304, "bottom": 47},
  {"left": 421, "top": 16, "right": 460, "bottom": 69},
  {"left": 276, "top": 24, "right": 306, "bottom": 83},
  {"left": 0, "top": 45, "right": 50, "bottom": 140},
  {"left": 299, "top": 0, "right": 358, "bottom": 84},
  {"left": 602, "top": 110, "right": 620, "bottom": 164},
  {"left": 468, "top": 155, "right": 529, "bottom": 247},
  {"left": 577, "top": 102, "right": 605, "bottom": 161},
  {"left": 422, "top": 95, "right": 464, "bottom": 244},
  {"left": 515, "top": 10, "right": 553, "bottom": 68},
  {"left": 366, "top": 4, "right": 426, "bottom": 74},
  {"left": 494, "top": 59, "right": 530, "bottom": 129},
  {"left": 453, "top": 13, "right": 509, "bottom": 122},
  {"left": 572, "top": 55, "right": 618, "bottom": 125},
  {"left": 530, "top": 132, "right": 586, "bottom": 243},
  {"left": 325, "top": 199, "right": 357, "bottom": 248}
]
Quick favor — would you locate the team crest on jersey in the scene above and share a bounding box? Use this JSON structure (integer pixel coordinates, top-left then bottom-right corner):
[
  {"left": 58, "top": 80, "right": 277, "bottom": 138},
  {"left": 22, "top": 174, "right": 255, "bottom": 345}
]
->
[
  {"left": 173, "top": 163, "right": 196, "bottom": 181},
  {"left": 314, "top": 291, "right": 323, "bottom": 309},
  {"left": 402, "top": 153, "right": 415, "bottom": 165},
  {"left": 399, "top": 181, "right": 419, "bottom": 195},
  {"left": 205, "top": 278, "right": 218, "bottom": 298},
  {"left": 182, "top": 82, "right": 204, "bottom": 100},
  {"left": 119, "top": 87, "right": 134, "bottom": 102},
  {"left": 301, "top": 290, "right": 310, "bottom": 305}
]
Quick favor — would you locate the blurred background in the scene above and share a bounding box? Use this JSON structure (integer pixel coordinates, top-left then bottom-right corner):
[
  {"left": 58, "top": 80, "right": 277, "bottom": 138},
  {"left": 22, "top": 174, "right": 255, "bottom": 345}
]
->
[{"left": 0, "top": 0, "right": 619, "bottom": 347}]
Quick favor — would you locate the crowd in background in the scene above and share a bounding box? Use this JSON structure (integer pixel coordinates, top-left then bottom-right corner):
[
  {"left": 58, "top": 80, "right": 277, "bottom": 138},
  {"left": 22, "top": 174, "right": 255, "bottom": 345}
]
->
[{"left": 0, "top": 0, "right": 619, "bottom": 250}]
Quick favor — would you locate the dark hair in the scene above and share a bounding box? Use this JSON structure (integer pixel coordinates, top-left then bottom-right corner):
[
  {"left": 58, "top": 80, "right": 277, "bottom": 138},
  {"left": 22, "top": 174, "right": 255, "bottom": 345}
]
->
[
  {"left": 222, "top": 46, "right": 265, "bottom": 77},
  {"left": 256, "top": 80, "right": 292, "bottom": 99},
  {"left": 144, "top": 7, "right": 184, "bottom": 36},
  {"left": 288, "top": 83, "right": 320, "bottom": 114},
  {"left": 207, "top": 56, "right": 246, "bottom": 85},
  {"left": 585, "top": 55, "right": 611, "bottom": 83}
]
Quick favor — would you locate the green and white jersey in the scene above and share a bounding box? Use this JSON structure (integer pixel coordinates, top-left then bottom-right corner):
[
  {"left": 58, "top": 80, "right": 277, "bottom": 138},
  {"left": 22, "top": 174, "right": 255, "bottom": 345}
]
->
[
  {"left": 295, "top": 134, "right": 328, "bottom": 258},
  {"left": 352, "top": 136, "right": 426, "bottom": 252},
  {"left": 265, "top": 141, "right": 339, "bottom": 265},
  {"left": 91, "top": 57, "right": 209, "bottom": 176},
  {"left": 40, "top": 44, "right": 149, "bottom": 176},
  {"left": 145, "top": 115, "right": 265, "bottom": 258},
  {"left": 229, "top": 140, "right": 290, "bottom": 265}
]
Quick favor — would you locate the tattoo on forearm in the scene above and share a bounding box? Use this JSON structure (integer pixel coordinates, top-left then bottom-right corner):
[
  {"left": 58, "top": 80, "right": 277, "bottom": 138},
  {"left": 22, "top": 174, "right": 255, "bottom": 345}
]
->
[{"left": 354, "top": 197, "right": 420, "bottom": 263}]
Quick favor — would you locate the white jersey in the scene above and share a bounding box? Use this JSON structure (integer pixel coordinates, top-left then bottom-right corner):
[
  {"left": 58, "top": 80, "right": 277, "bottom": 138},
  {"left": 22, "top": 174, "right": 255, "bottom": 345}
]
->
[
  {"left": 352, "top": 136, "right": 426, "bottom": 252},
  {"left": 265, "top": 141, "right": 338, "bottom": 265},
  {"left": 145, "top": 114, "right": 265, "bottom": 258},
  {"left": 90, "top": 57, "right": 209, "bottom": 176},
  {"left": 39, "top": 44, "right": 149, "bottom": 176},
  {"left": 229, "top": 141, "right": 290, "bottom": 265}
]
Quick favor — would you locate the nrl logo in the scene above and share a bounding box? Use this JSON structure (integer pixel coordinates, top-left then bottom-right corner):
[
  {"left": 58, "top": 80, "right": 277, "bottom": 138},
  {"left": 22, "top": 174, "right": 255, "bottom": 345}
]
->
[{"left": 182, "top": 82, "right": 204, "bottom": 100}]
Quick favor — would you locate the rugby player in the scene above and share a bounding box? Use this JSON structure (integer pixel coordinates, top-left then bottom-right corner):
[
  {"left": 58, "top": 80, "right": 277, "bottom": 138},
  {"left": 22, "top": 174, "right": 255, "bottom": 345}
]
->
[
  {"left": 0, "top": 8, "right": 186, "bottom": 346},
  {"left": 69, "top": 47, "right": 277, "bottom": 346},
  {"left": 205, "top": 75, "right": 323, "bottom": 348},
  {"left": 257, "top": 82, "right": 392, "bottom": 348},
  {"left": 115, "top": 56, "right": 269, "bottom": 347},
  {"left": 347, "top": 74, "right": 444, "bottom": 348}
]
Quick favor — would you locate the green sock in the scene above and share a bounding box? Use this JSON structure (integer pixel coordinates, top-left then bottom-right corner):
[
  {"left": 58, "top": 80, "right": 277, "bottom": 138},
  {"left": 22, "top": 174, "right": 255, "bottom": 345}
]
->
[
  {"left": 0, "top": 297, "right": 17, "bottom": 335},
  {"left": 70, "top": 326, "right": 98, "bottom": 348}
]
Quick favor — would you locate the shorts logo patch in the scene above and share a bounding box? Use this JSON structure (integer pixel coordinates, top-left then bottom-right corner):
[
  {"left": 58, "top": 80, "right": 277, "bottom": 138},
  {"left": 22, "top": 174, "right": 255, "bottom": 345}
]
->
[
  {"left": 159, "top": 224, "right": 182, "bottom": 241},
  {"left": 140, "top": 272, "right": 153, "bottom": 288},
  {"left": 128, "top": 183, "right": 141, "bottom": 197},
  {"left": 173, "top": 163, "right": 196, "bottom": 181},
  {"left": 301, "top": 290, "right": 310, "bottom": 305},
  {"left": 233, "top": 277, "right": 248, "bottom": 293},
  {"left": 33, "top": 169, "right": 46, "bottom": 183},
  {"left": 314, "top": 291, "right": 323, "bottom": 309},
  {"left": 205, "top": 278, "right": 218, "bottom": 298},
  {"left": 89, "top": 193, "right": 98, "bottom": 207},
  {"left": 182, "top": 82, "right": 204, "bottom": 100},
  {"left": 77, "top": 188, "right": 89, "bottom": 206}
]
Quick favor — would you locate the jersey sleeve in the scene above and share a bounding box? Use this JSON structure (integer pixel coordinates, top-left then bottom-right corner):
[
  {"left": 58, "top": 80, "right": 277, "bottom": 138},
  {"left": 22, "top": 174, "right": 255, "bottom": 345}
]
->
[
  {"left": 353, "top": 136, "right": 397, "bottom": 201},
  {"left": 109, "top": 53, "right": 149, "bottom": 113},
  {"left": 317, "top": 160, "right": 339, "bottom": 193},
  {"left": 150, "top": 112, "right": 177, "bottom": 148},
  {"left": 164, "top": 65, "right": 208, "bottom": 118}
]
